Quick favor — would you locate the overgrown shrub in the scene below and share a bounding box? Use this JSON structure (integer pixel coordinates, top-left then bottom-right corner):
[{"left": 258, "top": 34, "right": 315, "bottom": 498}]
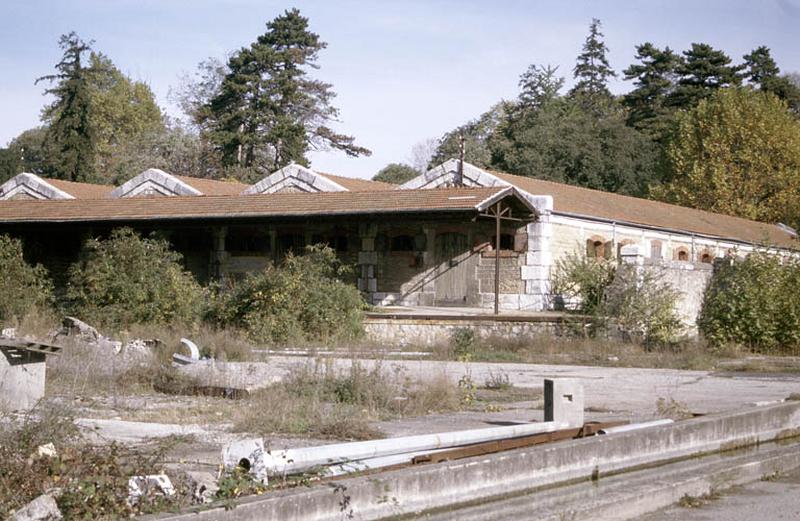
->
[
  {"left": 552, "top": 251, "right": 682, "bottom": 345},
  {"left": 0, "top": 234, "right": 53, "bottom": 321},
  {"left": 210, "top": 245, "right": 365, "bottom": 344},
  {"left": 603, "top": 265, "right": 683, "bottom": 346},
  {"left": 551, "top": 252, "right": 615, "bottom": 314},
  {"left": 66, "top": 228, "right": 203, "bottom": 329},
  {"left": 699, "top": 253, "right": 800, "bottom": 352}
]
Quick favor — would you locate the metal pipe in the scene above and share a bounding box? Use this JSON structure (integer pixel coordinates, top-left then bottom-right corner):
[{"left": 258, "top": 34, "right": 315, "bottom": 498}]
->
[
  {"left": 598, "top": 419, "right": 673, "bottom": 435},
  {"left": 263, "top": 420, "right": 569, "bottom": 476}
]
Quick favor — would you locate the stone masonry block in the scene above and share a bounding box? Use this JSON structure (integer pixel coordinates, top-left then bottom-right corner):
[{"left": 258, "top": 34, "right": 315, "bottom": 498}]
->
[{"left": 544, "top": 378, "right": 584, "bottom": 428}]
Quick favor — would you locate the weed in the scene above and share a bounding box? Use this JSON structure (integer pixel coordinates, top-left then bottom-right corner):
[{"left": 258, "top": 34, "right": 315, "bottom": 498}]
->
[
  {"left": 483, "top": 370, "right": 511, "bottom": 390},
  {"left": 656, "top": 397, "right": 693, "bottom": 420}
]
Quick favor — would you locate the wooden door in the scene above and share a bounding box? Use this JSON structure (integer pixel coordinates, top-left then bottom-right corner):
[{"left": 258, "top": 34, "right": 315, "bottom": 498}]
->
[{"left": 434, "top": 232, "right": 472, "bottom": 305}]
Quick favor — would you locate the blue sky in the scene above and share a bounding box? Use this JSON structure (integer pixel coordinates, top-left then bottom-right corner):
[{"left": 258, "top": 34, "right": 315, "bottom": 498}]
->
[{"left": 1, "top": 0, "right": 799, "bottom": 179}]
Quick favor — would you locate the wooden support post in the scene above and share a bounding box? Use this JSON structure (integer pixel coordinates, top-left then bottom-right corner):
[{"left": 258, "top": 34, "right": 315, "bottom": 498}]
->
[{"left": 495, "top": 201, "right": 501, "bottom": 315}]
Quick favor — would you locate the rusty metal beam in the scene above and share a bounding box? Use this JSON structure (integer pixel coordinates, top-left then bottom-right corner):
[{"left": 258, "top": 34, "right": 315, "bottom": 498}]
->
[{"left": 411, "top": 421, "right": 628, "bottom": 465}]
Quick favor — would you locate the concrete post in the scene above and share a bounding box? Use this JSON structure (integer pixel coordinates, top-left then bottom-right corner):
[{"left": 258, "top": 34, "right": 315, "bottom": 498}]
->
[
  {"left": 544, "top": 378, "right": 584, "bottom": 428},
  {"left": 357, "top": 223, "right": 378, "bottom": 303}
]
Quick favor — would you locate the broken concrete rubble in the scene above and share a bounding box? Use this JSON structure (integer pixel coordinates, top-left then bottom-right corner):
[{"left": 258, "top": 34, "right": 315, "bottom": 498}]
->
[
  {"left": 9, "top": 494, "right": 62, "bottom": 521},
  {"left": 186, "top": 470, "right": 220, "bottom": 504},
  {"left": 128, "top": 474, "right": 176, "bottom": 504},
  {"left": 221, "top": 438, "right": 268, "bottom": 484}
]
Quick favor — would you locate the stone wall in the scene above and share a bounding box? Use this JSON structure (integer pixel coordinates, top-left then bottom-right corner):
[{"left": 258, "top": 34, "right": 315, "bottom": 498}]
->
[{"left": 364, "top": 317, "right": 565, "bottom": 347}]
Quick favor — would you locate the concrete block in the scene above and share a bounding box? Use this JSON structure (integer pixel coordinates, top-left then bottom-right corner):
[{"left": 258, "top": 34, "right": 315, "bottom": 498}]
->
[
  {"left": 518, "top": 294, "right": 545, "bottom": 311},
  {"left": 361, "top": 237, "right": 375, "bottom": 251},
  {"left": 366, "top": 278, "right": 377, "bottom": 293},
  {"left": 358, "top": 251, "right": 378, "bottom": 265},
  {"left": 521, "top": 265, "right": 547, "bottom": 281},
  {"left": 544, "top": 378, "right": 584, "bottom": 428},
  {"left": 0, "top": 349, "right": 45, "bottom": 412},
  {"left": 222, "top": 438, "right": 268, "bottom": 483}
]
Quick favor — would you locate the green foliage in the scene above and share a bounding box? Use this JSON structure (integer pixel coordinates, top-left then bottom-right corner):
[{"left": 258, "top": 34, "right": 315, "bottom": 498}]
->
[
  {"left": 372, "top": 163, "right": 419, "bottom": 184},
  {"left": 654, "top": 88, "right": 800, "bottom": 229},
  {"left": 66, "top": 228, "right": 203, "bottom": 329},
  {"left": 552, "top": 252, "right": 682, "bottom": 345},
  {"left": 0, "top": 127, "right": 52, "bottom": 182},
  {"left": 551, "top": 252, "right": 616, "bottom": 314},
  {"left": 667, "top": 43, "right": 743, "bottom": 109},
  {"left": 602, "top": 265, "right": 684, "bottom": 345},
  {"left": 429, "top": 103, "right": 505, "bottom": 169},
  {"left": 36, "top": 32, "right": 97, "bottom": 182},
  {"left": 86, "top": 52, "right": 165, "bottom": 180},
  {"left": 210, "top": 245, "right": 365, "bottom": 344},
  {"left": 569, "top": 18, "right": 616, "bottom": 109},
  {"left": 699, "top": 253, "right": 800, "bottom": 353},
  {"left": 450, "top": 327, "right": 477, "bottom": 359},
  {"left": 623, "top": 43, "right": 681, "bottom": 139},
  {"left": 0, "top": 234, "right": 53, "bottom": 322},
  {"left": 490, "top": 96, "right": 659, "bottom": 196},
  {"left": 200, "top": 9, "right": 369, "bottom": 171}
]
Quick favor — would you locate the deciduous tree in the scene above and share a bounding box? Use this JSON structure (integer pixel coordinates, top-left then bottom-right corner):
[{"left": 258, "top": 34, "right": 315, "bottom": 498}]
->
[
  {"left": 654, "top": 88, "right": 800, "bottom": 228},
  {"left": 372, "top": 163, "right": 418, "bottom": 184}
]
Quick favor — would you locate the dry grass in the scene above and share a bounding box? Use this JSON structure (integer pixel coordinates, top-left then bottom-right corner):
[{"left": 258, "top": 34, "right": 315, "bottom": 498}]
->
[
  {"left": 425, "top": 332, "right": 761, "bottom": 371},
  {"left": 232, "top": 359, "right": 462, "bottom": 441}
]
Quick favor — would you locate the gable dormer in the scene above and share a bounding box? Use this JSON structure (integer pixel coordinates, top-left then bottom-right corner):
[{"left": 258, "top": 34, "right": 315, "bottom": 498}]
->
[
  {"left": 0, "top": 173, "right": 75, "bottom": 200},
  {"left": 397, "top": 159, "right": 508, "bottom": 190},
  {"left": 109, "top": 168, "right": 203, "bottom": 198},
  {"left": 242, "top": 164, "right": 348, "bottom": 195}
]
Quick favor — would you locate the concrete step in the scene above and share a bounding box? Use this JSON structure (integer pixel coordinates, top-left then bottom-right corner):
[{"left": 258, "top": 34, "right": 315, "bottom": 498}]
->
[{"left": 415, "top": 440, "right": 800, "bottom": 521}]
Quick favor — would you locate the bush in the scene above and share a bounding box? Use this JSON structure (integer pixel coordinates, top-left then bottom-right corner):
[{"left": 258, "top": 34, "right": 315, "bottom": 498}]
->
[
  {"left": 0, "top": 234, "right": 53, "bottom": 322},
  {"left": 552, "top": 251, "right": 682, "bottom": 345},
  {"left": 66, "top": 228, "right": 203, "bottom": 329},
  {"left": 551, "top": 252, "right": 615, "bottom": 314},
  {"left": 602, "top": 265, "right": 683, "bottom": 346},
  {"left": 699, "top": 253, "right": 800, "bottom": 352},
  {"left": 210, "top": 245, "right": 365, "bottom": 345}
]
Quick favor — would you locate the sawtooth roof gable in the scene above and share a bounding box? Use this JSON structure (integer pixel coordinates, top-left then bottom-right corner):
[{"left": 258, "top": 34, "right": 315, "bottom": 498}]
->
[
  {"left": 243, "top": 164, "right": 348, "bottom": 194},
  {"left": 0, "top": 173, "right": 76, "bottom": 200},
  {"left": 109, "top": 168, "right": 203, "bottom": 198}
]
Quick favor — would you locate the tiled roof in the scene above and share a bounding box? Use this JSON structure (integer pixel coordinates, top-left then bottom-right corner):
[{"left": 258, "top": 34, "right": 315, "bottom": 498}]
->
[
  {"left": 43, "top": 178, "right": 114, "bottom": 199},
  {"left": 490, "top": 171, "right": 798, "bottom": 249},
  {"left": 317, "top": 173, "right": 396, "bottom": 191},
  {"left": 173, "top": 175, "right": 248, "bottom": 196},
  {"left": 0, "top": 187, "right": 529, "bottom": 223}
]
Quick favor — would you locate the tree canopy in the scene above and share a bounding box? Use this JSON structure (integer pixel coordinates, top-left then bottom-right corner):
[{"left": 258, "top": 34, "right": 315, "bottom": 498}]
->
[
  {"left": 653, "top": 88, "right": 800, "bottom": 228},
  {"left": 198, "top": 9, "right": 369, "bottom": 174},
  {"left": 372, "top": 163, "right": 419, "bottom": 184}
]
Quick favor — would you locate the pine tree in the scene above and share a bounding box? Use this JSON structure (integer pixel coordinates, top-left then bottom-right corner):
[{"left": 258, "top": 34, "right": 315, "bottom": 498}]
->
[
  {"left": 743, "top": 46, "right": 780, "bottom": 87},
  {"left": 622, "top": 43, "right": 680, "bottom": 137},
  {"left": 36, "top": 32, "right": 97, "bottom": 182},
  {"left": 204, "top": 9, "right": 369, "bottom": 172},
  {"left": 668, "top": 43, "right": 743, "bottom": 109},
  {"left": 743, "top": 46, "right": 800, "bottom": 112},
  {"left": 518, "top": 64, "right": 564, "bottom": 109},
  {"left": 569, "top": 19, "right": 616, "bottom": 108}
]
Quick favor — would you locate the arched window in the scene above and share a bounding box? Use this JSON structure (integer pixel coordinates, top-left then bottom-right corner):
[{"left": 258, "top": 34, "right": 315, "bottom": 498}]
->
[
  {"left": 674, "top": 247, "right": 689, "bottom": 261},
  {"left": 650, "top": 240, "right": 663, "bottom": 259},
  {"left": 390, "top": 234, "right": 414, "bottom": 252},
  {"left": 586, "top": 236, "right": 607, "bottom": 259},
  {"left": 700, "top": 252, "right": 714, "bottom": 264}
]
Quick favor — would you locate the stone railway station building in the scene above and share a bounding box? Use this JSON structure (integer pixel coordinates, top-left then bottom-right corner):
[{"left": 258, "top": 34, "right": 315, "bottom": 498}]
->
[{"left": 0, "top": 160, "right": 797, "bottom": 325}]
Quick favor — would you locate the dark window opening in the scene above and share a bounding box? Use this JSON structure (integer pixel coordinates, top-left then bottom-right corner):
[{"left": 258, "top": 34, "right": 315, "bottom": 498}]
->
[
  {"left": 390, "top": 234, "right": 414, "bottom": 252},
  {"left": 227, "top": 235, "right": 269, "bottom": 254},
  {"left": 676, "top": 249, "right": 689, "bottom": 261},
  {"left": 700, "top": 253, "right": 713, "bottom": 264},
  {"left": 278, "top": 234, "right": 305, "bottom": 254},
  {"left": 491, "top": 234, "right": 515, "bottom": 251}
]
